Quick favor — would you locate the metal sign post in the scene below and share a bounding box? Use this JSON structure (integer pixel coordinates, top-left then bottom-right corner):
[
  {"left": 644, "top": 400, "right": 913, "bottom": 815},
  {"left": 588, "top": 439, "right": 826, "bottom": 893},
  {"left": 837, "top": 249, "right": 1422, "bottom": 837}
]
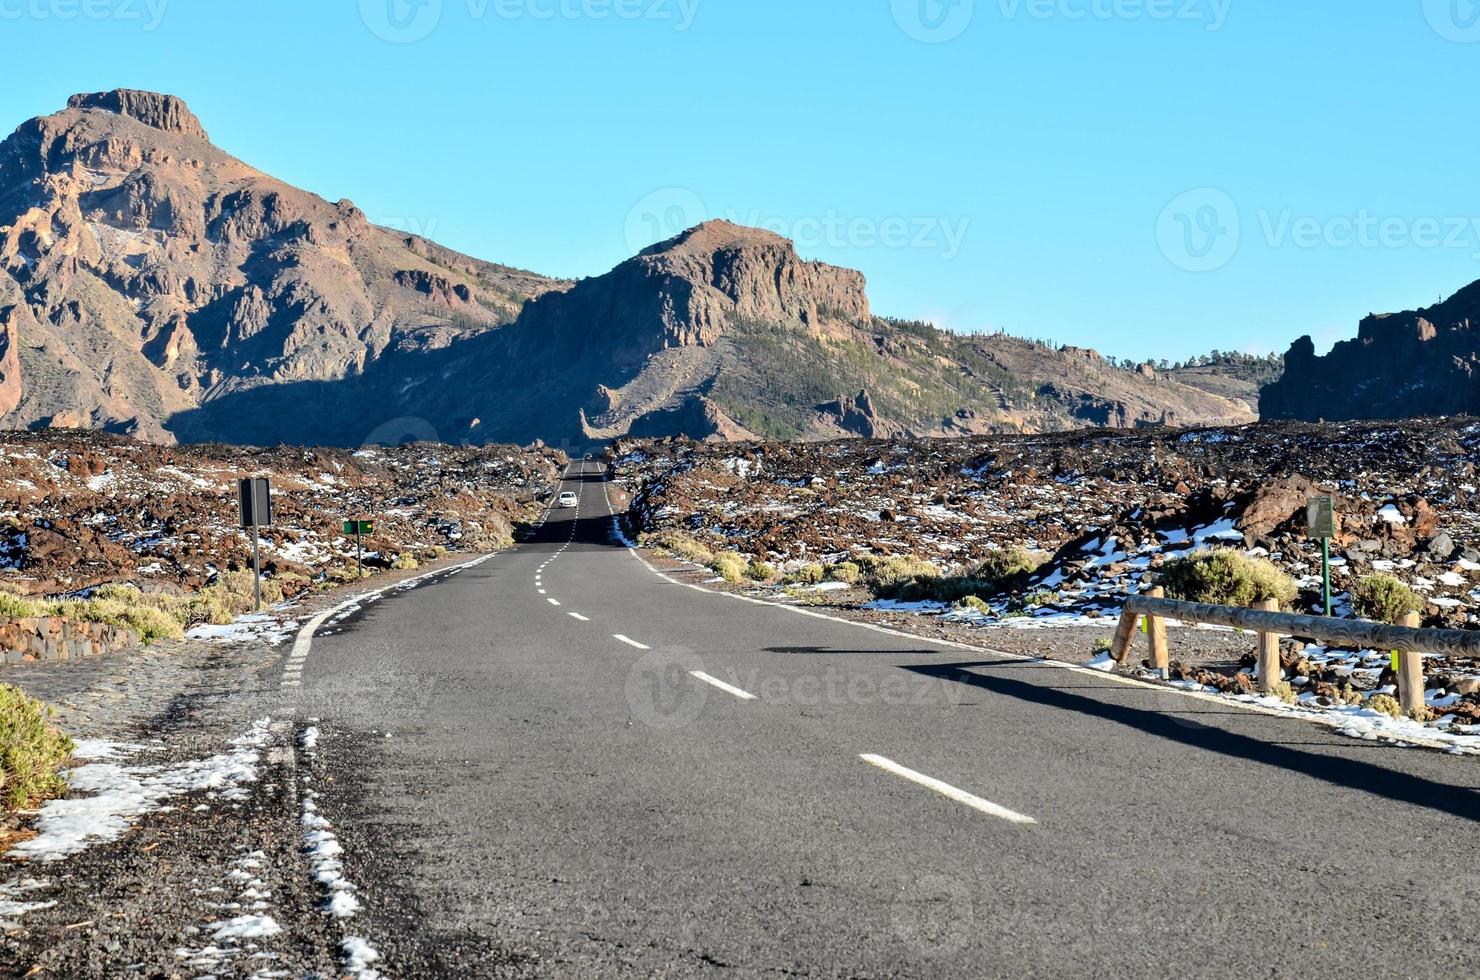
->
[
  {"left": 1307, "top": 495, "right": 1337, "bottom": 617},
  {"left": 238, "top": 477, "right": 273, "bottom": 613},
  {"left": 343, "top": 520, "right": 374, "bottom": 579}
]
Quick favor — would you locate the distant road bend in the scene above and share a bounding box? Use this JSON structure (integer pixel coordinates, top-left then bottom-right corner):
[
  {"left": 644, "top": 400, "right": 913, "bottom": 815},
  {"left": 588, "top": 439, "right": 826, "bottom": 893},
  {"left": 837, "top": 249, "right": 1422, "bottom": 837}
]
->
[{"left": 297, "top": 459, "right": 1480, "bottom": 978}]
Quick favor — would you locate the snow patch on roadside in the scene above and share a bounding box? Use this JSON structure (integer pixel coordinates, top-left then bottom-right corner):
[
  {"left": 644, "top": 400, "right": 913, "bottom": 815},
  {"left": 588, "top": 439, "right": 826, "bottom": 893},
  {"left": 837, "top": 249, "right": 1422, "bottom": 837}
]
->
[
  {"left": 298, "top": 725, "right": 384, "bottom": 978},
  {"left": 9, "top": 720, "right": 273, "bottom": 863}
]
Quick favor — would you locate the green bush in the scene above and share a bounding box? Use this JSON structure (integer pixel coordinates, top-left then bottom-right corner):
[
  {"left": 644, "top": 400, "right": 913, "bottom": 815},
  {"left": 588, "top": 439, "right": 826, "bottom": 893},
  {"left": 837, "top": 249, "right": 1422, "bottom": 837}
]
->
[
  {"left": 711, "top": 553, "right": 749, "bottom": 584},
  {"left": 746, "top": 561, "right": 777, "bottom": 583},
  {"left": 827, "top": 561, "right": 862, "bottom": 585},
  {"left": 393, "top": 553, "right": 421, "bottom": 571},
  {"left": 784, "top": 564, "right": 826, "bottom": 586},
  {"left": 0, "top": 684, "right": 75, "bottom": 811},
  {"left": 972, "top": 547, "right": 1043, "bottom": 583},
  {"left": 954, "top": 595, "right": 991, "bottom": 615},
  {"left": 0, "top": 593, "right": 42, "bottom": 620},
  {"left": 186, "top": 570, "right": 285, "bottom": 626},
  {"left": 1157, "top": 549, "right": 1298, "bottom": 609},
  {"left": 645, "top": 531, "right": 716, "bottom": 567},
  {"left": 861, "top": 555, "right": 941, "bottom": 598},
  {"left": 1365, "top": 693, "right": 1402, "bottom": 719},
  {"left": 1350, "top": 574, "right": 1423, "bottom": 623}
]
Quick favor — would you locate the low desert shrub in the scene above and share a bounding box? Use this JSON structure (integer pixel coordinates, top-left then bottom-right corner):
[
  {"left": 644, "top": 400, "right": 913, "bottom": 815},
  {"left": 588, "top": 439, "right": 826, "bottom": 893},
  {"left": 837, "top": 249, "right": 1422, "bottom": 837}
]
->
[
  {"left": 1350, "top": 574, "right": 1423, "bottom": 623},
  {"left": 785, "top": 564, "right": 826, "bottom": 586},
  {"left": 1365, "top": 693, "right": 1403, "bottom": 719},
  {"left": 187, "top": 570, "right": 285, "bottom": 626},
  {"left": 393, "top": 553, "right": 421, "bottom": 571},
  {"left": 0, "top": 593, "right": 42, "bottom": 620},
  {"left": 861, "top": 555, "right": 941, "bottom": 598},
  {"left": 0, "top": 684, "right": 76, "bottom": 811},
  {"left": 711, "top": 552, "right": 749, "bottom": 584},
  {"left": 972, "top": 547, "right": 1044, "bottom": 584},
  {"left": 954, "top": 595, "right": 991, "bottom": 615},
  {"left": 645, "top": 531, "right": 716, "bottom": 567},
  {"left": 1268, "top": 680, "right": 1298, "bottom": 705},
  {"left": 1157, "top": 549, "right": 1298, "bottom": 609},
  {"left": 746, "top": 561, "right": 777, "bottom": 583},
  {"left": 827, "top": 561, "right": 863, "bottom": 585}
]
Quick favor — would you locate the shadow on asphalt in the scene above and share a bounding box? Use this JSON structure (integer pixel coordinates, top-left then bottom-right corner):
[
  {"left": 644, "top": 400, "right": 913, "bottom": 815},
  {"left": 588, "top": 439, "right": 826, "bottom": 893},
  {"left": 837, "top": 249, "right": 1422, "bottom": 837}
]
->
[
  {"left": 908, "top": 660, "right": 1480, "bottom": 823},
  {"left": 763, "top": 646, "right": 943, "bottom": 655}
]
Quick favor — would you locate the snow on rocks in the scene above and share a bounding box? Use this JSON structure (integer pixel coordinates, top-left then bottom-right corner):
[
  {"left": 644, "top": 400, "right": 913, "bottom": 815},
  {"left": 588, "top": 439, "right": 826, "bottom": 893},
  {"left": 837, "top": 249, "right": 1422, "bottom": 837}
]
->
[
  {"left": 298, "top": 723, "right": 385, "bottom": 977},
  {"left": 8, "top": 719, "right": 272, "bottom": 862},
  {"left": 615, "top": 419, "right": 1480, "bottom": 749}
]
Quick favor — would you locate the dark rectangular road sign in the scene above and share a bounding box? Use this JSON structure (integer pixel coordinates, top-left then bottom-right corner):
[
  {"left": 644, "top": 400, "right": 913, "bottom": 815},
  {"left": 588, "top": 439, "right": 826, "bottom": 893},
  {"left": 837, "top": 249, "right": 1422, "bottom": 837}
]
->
[
  {"left": 239, "top": 477, "right": 272, "bottom": 529},
  {"left": 343, "top": 521, "right": 375, "bottom": 535}
]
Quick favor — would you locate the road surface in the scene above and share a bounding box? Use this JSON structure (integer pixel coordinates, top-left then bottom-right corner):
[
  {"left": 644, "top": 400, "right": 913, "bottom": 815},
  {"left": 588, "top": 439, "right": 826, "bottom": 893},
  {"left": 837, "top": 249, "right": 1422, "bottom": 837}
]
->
[{"left": 293, "top": 460, "right": 1480, "bottom": 977}]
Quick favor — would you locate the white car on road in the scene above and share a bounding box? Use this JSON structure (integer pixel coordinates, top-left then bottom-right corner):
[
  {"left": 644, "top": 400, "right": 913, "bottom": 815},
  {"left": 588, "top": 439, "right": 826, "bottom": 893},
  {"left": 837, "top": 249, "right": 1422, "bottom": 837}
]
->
[{"left": 557, "top": 492, "right": 579, "bottom": 509}]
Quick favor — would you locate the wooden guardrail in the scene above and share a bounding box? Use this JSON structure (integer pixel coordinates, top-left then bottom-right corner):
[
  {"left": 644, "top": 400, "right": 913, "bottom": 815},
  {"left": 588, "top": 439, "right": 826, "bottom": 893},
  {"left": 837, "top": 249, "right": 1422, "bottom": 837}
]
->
[{"left": 1110, "top": 588, "right": 1456, "bottom": 714}]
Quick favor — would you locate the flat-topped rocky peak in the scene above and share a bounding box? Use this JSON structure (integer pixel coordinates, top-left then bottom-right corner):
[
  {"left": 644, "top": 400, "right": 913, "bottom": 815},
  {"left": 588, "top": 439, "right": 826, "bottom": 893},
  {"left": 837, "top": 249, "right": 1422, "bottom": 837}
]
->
[{"left": 67, "top": 89, "right": 209, "bottom": 142}]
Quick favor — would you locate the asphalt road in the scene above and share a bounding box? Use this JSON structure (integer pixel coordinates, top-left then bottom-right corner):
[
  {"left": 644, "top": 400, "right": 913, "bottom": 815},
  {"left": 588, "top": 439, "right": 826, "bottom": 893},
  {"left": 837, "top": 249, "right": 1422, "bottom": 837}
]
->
[{"left": 294, "top": 460, "right": 1480, "bottom": 978}]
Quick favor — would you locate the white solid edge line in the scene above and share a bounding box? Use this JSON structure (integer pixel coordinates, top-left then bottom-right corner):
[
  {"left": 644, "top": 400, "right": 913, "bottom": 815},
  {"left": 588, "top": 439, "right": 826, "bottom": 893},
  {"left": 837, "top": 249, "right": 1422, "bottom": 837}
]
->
[
  {"left": 860, "top": 755, "right": 1037, "bottom": 825},
  {"left": 288, "top": 553, "right": 497, "bottom": 663},
  {"left": 690, "top": 671, "right": 758, "bottom": 701},
  {"left": 613, "top": 541, "right": 1475, "bottom": 755},
  {"left": 613, "top": 634, "right": 651, "bottom": 650},
  {"left": 569, "top": 612, "right": 590, "bottom": 622}
]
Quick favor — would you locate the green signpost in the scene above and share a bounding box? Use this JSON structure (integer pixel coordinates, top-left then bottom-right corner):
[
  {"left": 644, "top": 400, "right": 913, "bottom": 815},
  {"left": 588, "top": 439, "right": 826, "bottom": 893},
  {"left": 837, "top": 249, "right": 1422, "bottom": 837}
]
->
[
  {"left": 1306, "top": 496, "right": 1336, "bottom": 616},
  {"left": 343, "top": 520, "right": 374, "bottom": 578}
]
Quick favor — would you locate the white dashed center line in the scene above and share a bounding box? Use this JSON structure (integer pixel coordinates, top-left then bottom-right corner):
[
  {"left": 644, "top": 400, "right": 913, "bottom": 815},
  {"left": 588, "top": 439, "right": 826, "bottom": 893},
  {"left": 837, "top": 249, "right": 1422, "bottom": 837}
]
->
[
  {"left": 612, "top": 634, "right": 650, "bottom": 650},
  {"left": 548, "top": 598, "right": 561, "bottom": 606},
  {"left": 859, "top": 755, "right": 1037, "bottom": 825},
  {"left": 569, "top": 613, "right": 590, "bottom": 622},
  {"left": 689, "top": 671, "right": 758, "bottom": 701}
]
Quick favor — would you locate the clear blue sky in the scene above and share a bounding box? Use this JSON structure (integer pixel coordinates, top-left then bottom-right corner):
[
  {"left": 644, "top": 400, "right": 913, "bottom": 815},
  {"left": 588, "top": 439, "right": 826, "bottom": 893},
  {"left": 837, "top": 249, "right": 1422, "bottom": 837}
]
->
[{"left": 5, "top": 0, "right": 1479, "bottom": 362}]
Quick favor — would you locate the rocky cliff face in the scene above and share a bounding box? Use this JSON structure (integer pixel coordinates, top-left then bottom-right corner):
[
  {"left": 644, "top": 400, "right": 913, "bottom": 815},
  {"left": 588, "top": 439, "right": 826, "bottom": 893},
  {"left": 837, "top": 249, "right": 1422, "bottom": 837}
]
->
[
  {"left": 1262, "top": 281, "right": 1480, "bottom": 422},
  {"left": 0, "top": 90, "right": 566, "bottom": 441},
  {"left": 0, "top": 90, "right": 1256, "bottom": 447}
]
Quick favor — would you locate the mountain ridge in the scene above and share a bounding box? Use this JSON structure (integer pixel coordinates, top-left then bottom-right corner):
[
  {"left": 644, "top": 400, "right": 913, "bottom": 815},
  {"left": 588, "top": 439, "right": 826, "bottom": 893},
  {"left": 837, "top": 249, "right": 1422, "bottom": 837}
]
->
[{"left": 0, "top": 90, "right": 1257, "bottom": 447}]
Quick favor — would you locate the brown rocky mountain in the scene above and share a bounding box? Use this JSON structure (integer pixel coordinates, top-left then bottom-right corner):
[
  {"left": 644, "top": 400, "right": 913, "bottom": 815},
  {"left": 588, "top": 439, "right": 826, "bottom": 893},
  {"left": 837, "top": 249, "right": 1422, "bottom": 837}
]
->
[
  {"left": 1261, "top": 280, "right": 1480, "bottom": 422},
  {"left": 0, "top": 89, "right": 567, "bottom": 441},
  {"left": 1, "top": 90, "right": 1255, "bottom": 448}
]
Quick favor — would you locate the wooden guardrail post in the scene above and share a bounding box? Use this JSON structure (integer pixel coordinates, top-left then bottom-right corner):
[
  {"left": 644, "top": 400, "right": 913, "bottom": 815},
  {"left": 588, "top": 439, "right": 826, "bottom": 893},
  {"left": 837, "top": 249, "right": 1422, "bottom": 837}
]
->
[
  {"left": 1397, "top": 611, "right": 1425, "bottom": 715},
  {"left": 1256, "top": 598, "right": 1281, "bottom": 694},
  {"left": 1110, "top": 603, "right": 1140, "bottom": 665},
  {"left": 1147, "top": 587, "right": 1170, "bottom": 679}
]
